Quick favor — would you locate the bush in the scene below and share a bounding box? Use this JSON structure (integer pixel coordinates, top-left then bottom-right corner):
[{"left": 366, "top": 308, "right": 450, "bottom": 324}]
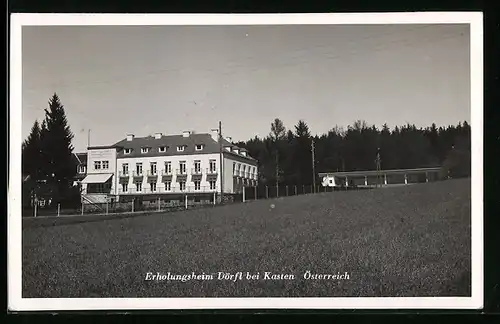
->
[{"left": 441, "top": 148, "right": 471, "bottom": 179}]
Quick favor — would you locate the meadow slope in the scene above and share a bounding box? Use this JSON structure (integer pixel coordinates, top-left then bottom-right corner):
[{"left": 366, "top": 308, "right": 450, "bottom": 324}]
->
[{"left": 22, "top": 178, "right": 471, "bottom": 297}]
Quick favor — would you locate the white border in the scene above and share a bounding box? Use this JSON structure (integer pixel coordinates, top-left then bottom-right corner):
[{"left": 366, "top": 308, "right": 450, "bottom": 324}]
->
[{"left": 9, "top": 12, "right": 483, "bottom": 311}]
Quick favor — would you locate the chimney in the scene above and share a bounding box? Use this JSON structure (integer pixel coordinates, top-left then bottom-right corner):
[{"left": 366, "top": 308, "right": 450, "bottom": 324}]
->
[
  {"left": 126, "top": 134, "right": 134, "bottom": 141},
  {"left": 211, "top": 129, "right": 219, "bottom": 141},
  {"left": 226, "top": 136, "right": 232, "bottom": 143},
  {"left": 182, "top": 131, "right": 191, "bottom": 138},
  {"left": 154, "top": 132, "right": 162, "bottom": 139}
]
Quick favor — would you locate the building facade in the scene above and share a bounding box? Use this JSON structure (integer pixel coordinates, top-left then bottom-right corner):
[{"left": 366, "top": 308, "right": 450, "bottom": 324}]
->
[{"left": 79, "top": 129, "right": 258, "bottom": 203}]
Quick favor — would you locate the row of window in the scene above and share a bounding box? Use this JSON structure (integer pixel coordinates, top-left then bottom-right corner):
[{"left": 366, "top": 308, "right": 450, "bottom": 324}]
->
[
  {"left": 87, "top": 183, "right": 112, "bottom": 194},
  {"left": 233, "top": 162, "right": 257, "bottom": 175},
  {"left": 124, "top": 144, "right": 205, "bottom": 155},
  {"left": 122, "top": 180, "right": 217, "bottom": 192},
  {"left": 94, "top": 160, "right": 110, "bottom": 170},
  {"left": 88, "top": 159, "right": 256, "bottom": 178},
  {"left": 121, "top": 160, "right": 218, "bottom": 175},
  {"left": 87, "top": 159, "right": 256, "bottom": 176}
]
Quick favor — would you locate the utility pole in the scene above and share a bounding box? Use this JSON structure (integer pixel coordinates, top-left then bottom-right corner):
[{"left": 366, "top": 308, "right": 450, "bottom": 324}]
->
[
  {"left": 375, "top": 147, "right": 381, "bottom": 188},
  {"left": 275, "top": 151, "right": 279, "bottom": 197},
  {"left": 311, "top": 139, "right": 316, "bottom": 193},
  {"left": 218, "top": 121, "right": 224, "bottom": 203}
]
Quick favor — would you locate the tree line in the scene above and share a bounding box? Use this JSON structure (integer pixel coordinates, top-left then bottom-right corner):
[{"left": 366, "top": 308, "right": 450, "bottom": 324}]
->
[
  {"left": 234, "top": 118, "right": 471, "bottom": 186},
  {"left": 22, "top": 93, "right": 78, "bottom": 207}
]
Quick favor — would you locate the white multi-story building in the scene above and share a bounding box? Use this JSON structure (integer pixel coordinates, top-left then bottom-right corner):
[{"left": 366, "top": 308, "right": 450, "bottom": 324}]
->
[{"left": 80, "top": 129, "right": 258, "bottom": 203}]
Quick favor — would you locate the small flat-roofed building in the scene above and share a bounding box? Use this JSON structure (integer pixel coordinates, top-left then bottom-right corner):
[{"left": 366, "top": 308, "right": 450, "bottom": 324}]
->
[{"left": 319, "top": 167, "right": 442, "bottom": 188}]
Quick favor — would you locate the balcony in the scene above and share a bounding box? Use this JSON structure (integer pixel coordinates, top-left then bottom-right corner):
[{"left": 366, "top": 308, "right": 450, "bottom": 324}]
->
[
  {"left": 118, "top": 185, "right": 218, "bottom": 195},
  {"left": 161, "top": 169, "right": 173, "bottom": 180},
  {"left": 176, "top": 168, "right": 188, "bottom": 177},
  {"left": 147, "top": 170, "right": 158, "bottom": 179},
  {"left": 206, "top": 167, "right": 218, "bottom": 175},
  {"left": 119, "top": 171, "right": 129, "bottom": 178},
  {"left": 132, "top": 171, "right": 144, "bottom": 179},
  {"left": 161, "top": 169, "right": 173, "bottom": 176},
  {"left": 191, "top": 168, "right": 203, "bottom": 176}
]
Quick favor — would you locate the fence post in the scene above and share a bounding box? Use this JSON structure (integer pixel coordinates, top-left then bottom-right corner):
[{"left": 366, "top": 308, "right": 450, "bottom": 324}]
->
[
  {"left": 158, "top": 197, "right": 160, "bottom": 211},
  {"left": 243, "top": 186, "right": 246, "bottom": 203},
  {"left": 302, "top": 185, "right": 305, "bottom": 194},
  {"left": 81, "top": 202, "right": 84, "bottom": 215},
  {"left": 185, "top": 194, "right": 188, "bottom": 209},
  {"left": 57, "top": 203, "right": 60, "bottom": 217},
  {"left": 266, "top": 186, "right": 269, "bottom": 199},
  {"left": 213, "top": 192, "right": 216, "bottom": 205},
  {"left": 294, "top": 185, "right": 297, "bottom": 195},
  {"left": 254, "top": 186, "right": 257, "bottom": 201},
  {"left": 34, "top": 200, "right": 38, "bottom": 217},
  {"left": 106, "top": 199, "right": 109, "bottom": 215},
  {"left": 286, "top": 185, "right": 288, "bottom": 196},
  {"left": 132, "top": 199, "right": 134, "bottom": 213},
  {"left": 276, "top": 186, "right": 279, "bottom": 198}
]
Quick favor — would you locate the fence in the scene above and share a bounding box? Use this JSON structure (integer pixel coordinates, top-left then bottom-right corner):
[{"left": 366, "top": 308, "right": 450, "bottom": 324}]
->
[
  {"left": 22, "top": 195, "right": 220, "bottom": 218},
  {"left": 23, "top": 184, "right": 367, "bottom": 218},
  {"left": 241, "top": 184, "right": 363, "bottom": 201}
]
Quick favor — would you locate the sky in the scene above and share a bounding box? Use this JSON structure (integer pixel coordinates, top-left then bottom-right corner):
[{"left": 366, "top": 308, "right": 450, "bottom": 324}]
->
[{"left": 22, "top": 23, "right": 470, "bottom": 152}]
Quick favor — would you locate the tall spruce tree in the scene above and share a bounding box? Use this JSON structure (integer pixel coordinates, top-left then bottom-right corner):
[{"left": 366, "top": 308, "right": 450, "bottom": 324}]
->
[
  {"left": 269, "top": 118, "right": 287, "bottom": 185},
  {"left": 22, "top": 120, "right": 42, "bottom": 180},
  {"left": 22, "top": 120, "right": 43, "bottom": 207},
  {"left": 270, "top": 118, "right": 286, "bottom": 141},
  {"left": 41, "top": 93, "right": 76, "bottom": 202},
  {"left": 293, "top": 120, "right": 312, "bottom": 185}
]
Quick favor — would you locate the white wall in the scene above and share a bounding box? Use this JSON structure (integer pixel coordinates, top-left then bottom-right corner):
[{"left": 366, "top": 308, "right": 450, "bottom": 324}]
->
[
  {"left": 223, "top": 155, "right": 258, "bottom": 193},
  {"left": 223, "top": 156, "right": 234, "bottom": 193},
  {"left": 321, "top": 175, "right": 337, "bottom": 187},
  {"left": 85, "top": 148, "right": 117, "bottom": 194},
  {"left": 117, "top": 153, "right": 221, "bottom": 192},
  {"left": 115, "top": 152, "right": 258, "bottom": 195}
]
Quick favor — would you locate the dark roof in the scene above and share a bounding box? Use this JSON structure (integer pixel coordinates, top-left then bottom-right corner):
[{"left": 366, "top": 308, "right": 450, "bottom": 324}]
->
[
  {"left": 112, "top": 133, "right": 256, "bottom": 161},
  {"left": 72, "top": 152, "right": 88, "bottom": 165},
  {"left": 76, "top": 153, "right": 87, "bottom": 164},
  {"left": 87, "top": 145, "right": 116, "bottom": 150}
]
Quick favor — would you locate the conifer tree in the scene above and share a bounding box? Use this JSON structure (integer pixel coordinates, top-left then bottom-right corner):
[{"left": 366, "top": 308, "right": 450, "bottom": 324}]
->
[
  {"left": 293, "top": 120, "right": 312, "bottom": 185},
  {"left": 40, "top": 93, "right": 76, "bottom": 202},
  {"left": 22, "top": 120, "right": 42, "bottom": 180}
]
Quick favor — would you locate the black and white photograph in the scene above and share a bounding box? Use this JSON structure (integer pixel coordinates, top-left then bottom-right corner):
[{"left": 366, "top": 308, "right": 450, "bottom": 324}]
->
[{"left": 9, "top": 13, "right": 483, "bottom": 310}]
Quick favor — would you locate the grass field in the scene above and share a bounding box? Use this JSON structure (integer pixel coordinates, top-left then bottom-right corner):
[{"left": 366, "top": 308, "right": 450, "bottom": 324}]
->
[{"left": 22, "top": 178, "right": 471, "bottom": 298}]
